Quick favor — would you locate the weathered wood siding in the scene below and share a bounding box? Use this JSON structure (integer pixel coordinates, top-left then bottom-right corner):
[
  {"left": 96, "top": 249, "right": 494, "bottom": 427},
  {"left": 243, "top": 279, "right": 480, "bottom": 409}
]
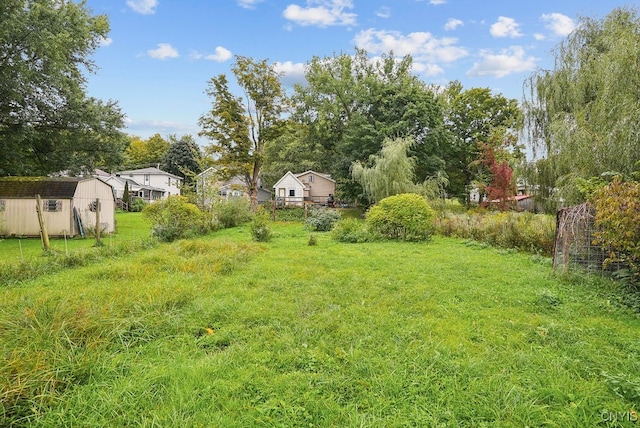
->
[
  {"left": 0, "top": 198, "right": 73, "bottom": 237},
  {"left": 74, "top": 179, "right": 116, "bottom": 234}
]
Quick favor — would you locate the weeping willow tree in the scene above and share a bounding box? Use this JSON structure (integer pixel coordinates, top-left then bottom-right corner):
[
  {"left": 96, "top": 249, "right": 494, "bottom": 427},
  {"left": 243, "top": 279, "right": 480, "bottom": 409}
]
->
[
  {"left": 523, "top": 6, "right": 640, "bottom": 203},
  {"left": 351, "top": 137, "right": 416, "bottom": 203},
  {"left": 351, "top": 136, "right": 448, "bottom": 203}
]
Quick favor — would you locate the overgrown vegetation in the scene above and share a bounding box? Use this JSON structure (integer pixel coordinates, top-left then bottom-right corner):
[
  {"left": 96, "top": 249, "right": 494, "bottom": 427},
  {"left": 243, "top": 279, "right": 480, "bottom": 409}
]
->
[
  {"left": 143, "top": 196, "right": 206, "bottom": 242},
  {"left": 305, "top": 207, "right": 341, "bottom": 232},
  {"left": 435, "top": 210, "right": 555, "bottom": 255},
  {"left": 249, "top": 209, "right": 273, "bottom": 242},
  {"left": 1, "top": 223, "right": 639, "bottom": 426},
  {"left": 593, "top": 179, "right": 640, "bottom": 283}
]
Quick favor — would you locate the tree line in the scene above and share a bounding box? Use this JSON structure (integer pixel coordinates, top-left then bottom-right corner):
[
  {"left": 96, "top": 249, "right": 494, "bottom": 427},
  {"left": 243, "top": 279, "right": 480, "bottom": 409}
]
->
[{"left": 1, "top": 1, "right": 639, "bottom": 213}]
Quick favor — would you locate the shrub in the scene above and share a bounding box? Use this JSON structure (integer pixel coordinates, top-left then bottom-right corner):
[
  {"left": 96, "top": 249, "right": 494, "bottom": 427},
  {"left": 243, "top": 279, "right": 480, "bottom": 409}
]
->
[
  {"left": 434, "top": 211, "right": 555, "bottom": 255},
  {"left": 129, "top": 197, "right": 147, "bottom": 212},
  {"left": 593, "top": 179, "right": 640, "bottom": 282},
  {"left": 366, "top": 193, "right": 435, "bottom": 241},
  {"left": 212, "top": 197, "right": 252, "bottom": 229},
  {"left": 143, "top": 196, "right": 205, "bottom": 242},
  {"left": 274, "top": 206, "right": 305, "bottom": 222},
  {"left": 250, "top": 209, "right": 273, "bottom": 243},
  {"left": 305, "top": 207, "right": 341, "bottom": 231},
  {"left": 331, "top": 218, "right": 371, "bottom": 243},
  {"left": 308, "top": 234, "right": 318, "bottom": 246}
]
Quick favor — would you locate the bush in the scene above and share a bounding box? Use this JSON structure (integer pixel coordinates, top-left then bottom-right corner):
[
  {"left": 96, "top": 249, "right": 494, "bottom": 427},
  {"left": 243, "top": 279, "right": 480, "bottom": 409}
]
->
[
  {"left": 366, "top": 193, "right": 435, "bottom": 241},
  {"left": 305, "top": 207, "right": 341, "bottom": 231},
  {"left": 593, "top": 179, "right": 640, "bottom": 282},
  {"left": 331, "top": 218, "right": 371, "bottom": 243},
  {"left": 142, "top": 196, "right": 205, "bottom": 242},
  {"left": 129, "top": 197, "right": 147, "bottom": 212},
  {"left": 274, "top": 206, "right": 305, "bottom": 222},
  {"left": 250, "top": 209, "right": 273, "bottom": 243},
  {"left": 434, "top": 211, "right": 555, "bottom": 255},
  {"left": 212, "top": 197, "right": 252, "bottom": 229}
]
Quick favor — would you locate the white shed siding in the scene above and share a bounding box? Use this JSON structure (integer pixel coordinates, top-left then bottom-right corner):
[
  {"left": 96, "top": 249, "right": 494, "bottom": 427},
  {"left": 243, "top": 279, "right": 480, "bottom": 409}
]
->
[
  {"left": 74, "top": 179, "right": 116, "bottom": 234},
  {"left": 0, "top": 198, "right": 73, "bottom": 237}
]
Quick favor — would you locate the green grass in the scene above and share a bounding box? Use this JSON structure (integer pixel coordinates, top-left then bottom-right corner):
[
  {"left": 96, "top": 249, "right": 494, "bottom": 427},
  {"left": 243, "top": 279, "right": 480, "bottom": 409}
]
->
[
  {"left": 0, "top": 211, "right": 152, "bottom": 260},
  {"left": 1, "top": 221, "right": 639, "bottom": 427}
]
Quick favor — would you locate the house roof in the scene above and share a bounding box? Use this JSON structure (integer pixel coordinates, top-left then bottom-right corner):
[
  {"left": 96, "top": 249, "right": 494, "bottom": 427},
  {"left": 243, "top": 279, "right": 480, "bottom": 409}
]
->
[
  {"left": 273, "top": 171, "right": 306, "bottom": 189},
  {"left": 116, "top": 167, "right": 182, "bottom": 180},
  {"left": 0, "top": 177, "right": 87, "bottom": 198},
  {"left": 294, "top": 170, "right": 336, "bottom": 183}
]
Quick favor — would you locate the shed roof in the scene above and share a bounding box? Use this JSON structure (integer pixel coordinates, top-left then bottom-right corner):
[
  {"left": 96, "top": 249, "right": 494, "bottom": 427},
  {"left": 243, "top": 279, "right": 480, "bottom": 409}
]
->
[{"left": 0, "top": 177, "right": 84, "bottom": 198}]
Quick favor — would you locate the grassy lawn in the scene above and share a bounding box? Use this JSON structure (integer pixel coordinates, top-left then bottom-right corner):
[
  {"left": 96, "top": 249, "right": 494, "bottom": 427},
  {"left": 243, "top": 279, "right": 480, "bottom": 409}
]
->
[
  {"left": 0, "top": 211, "right": 152, "bottom": 260},
  {"left": 1, "top": 219, "right": 639, "bottom": 426}
]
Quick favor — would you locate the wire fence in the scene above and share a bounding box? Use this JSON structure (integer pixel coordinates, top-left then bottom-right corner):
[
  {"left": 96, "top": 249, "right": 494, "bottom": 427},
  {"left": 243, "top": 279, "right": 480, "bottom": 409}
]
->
[{"left": 553, "top": 203, "right": 627, "bottom": 275}]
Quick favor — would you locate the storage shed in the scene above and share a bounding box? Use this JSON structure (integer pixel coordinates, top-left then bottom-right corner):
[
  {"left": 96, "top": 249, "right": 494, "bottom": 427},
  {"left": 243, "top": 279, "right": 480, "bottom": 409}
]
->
[{"left": 0, "top": 177, "right": 116, "bottom": 237}]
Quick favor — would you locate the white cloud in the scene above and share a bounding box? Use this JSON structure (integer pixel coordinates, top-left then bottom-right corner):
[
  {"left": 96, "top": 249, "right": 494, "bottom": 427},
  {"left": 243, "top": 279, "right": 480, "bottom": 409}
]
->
[
  {"left": 354, "top": 28, "right": 468, "bottom": 63},
  {"left": 204, "top": 46, "right": 233, "bottom": 62},
  {"left": 534, "top": 33, "right": 545, "bottom": 41},
  {"left": 444, "top": 18, "right": 463, "bottom": 31},
  {"left": 430, "top": 0, "right": 446, "bottom": 4},
  {"left": 541, "top": 13, "right": 576, "bottom": 36},
  {"left": 147, "top": 43, "right": 179, "bottom": 60},
  {"left": 126, "top": 0, "right": 158, "bottom": 15},
  {"left": 99, "top": 36, "right": 113, "bottom": 47},
  {"left": 376, "top": 7, "right": 391, "bottom": 19},
  {"left": 467, "top": 46, "right": 537, "bottom": 78},
  {"left": 283, "top": 0, "right": 356, "bottom": 27},
  {"left": 238, "top": 0, "right": 263, "bottom": 9},
  {"left": 490, "top": 16, "right": 523, "bottom": 38},
  {"left": 274, "top": 61, "right": 307, "bottom": 86},
  {"left": 411, "top": 62, "right": 444, "bottom": 77}
]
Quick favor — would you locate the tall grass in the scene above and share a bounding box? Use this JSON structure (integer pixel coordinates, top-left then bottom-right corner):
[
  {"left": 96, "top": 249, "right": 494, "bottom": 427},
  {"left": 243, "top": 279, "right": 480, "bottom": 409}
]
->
[
  {"left": 1, "top": 222, "right": 639, "bottom": 426},
  {"left": 435, "top": 211, "right": 556, "bottom": 255}
]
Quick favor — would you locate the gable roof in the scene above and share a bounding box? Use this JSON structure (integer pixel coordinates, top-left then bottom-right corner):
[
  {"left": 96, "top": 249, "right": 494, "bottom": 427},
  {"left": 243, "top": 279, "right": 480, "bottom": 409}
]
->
[
  {"left": 294, "top": 170, "right": 336, "bottom": 183},
  {"left": 273, "top": 171, "right": 306, "bottom": 189},
  {"left": 0, "top": 177, "right": 86, "bottom": 198},
  {"left": 116, "top": 167, "right": 182, "bottom": 180}
]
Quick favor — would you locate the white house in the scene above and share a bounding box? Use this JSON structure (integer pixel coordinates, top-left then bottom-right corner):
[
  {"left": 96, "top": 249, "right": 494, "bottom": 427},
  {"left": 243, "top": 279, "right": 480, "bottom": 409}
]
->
[
  {"left": 0, "top": 177, "right": 116, "bottom": 237},
  {"left": 102, "top": 175, "right": 165, "bottom": 203},
  {"left": 115, "top": 167, "right": 181, "bottom": 199},
  {"left": 273, "top": 170, "right": 336, "bottom": 206}
]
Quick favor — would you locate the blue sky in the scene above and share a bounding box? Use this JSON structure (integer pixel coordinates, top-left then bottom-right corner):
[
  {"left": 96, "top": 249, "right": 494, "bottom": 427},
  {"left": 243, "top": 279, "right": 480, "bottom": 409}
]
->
[{"left": 84, "top": 0, "right": 631, "bottom": 143}]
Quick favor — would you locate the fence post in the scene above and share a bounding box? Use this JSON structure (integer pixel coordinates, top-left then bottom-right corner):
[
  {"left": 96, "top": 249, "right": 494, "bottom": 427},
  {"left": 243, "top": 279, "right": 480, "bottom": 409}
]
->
[
  {"left": 95, "top": 198, "right": 101, "bottom": 245},
  {"left": 35, "top": 194, "right": 50, "bottom": 251}
]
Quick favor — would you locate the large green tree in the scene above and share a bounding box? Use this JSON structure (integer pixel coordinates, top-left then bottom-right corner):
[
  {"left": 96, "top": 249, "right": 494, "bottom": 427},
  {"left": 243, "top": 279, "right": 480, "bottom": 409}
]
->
[
  {"left": 0, "top": 0, "right": 127, "bottom": 176},
  {"left": 440, "top": 82, "right": 522, "bottom": 203},
  {"left": 199, "top": 56, "right": 288, "bottom": 209},
  {"left": 162, "top": 134, "right": 202, "bottom": 186},
  {"left": 124, "top": 134, "right": 170, "bottom": 168},
  {"left": 523, "top": 6, "right": 640, "bottom": 203},
  {"left": 292, "top": 49, "right": 450, "bottom": 200}
]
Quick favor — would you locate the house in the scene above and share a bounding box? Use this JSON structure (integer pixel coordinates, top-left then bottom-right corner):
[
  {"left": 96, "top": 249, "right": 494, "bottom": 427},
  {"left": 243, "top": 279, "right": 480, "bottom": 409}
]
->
[
  {"left": 115, "top": 167, "right": 182, "bottom": 199},
  {"left": 195, "top": 167, "right": 272, "bottom": 207},
  {"left": 102, "top": 174, "right": 165, "bottom": 203},
  {"left": 0, "top": 177, "right": 116, "bottom": 237},
  {"left": 273, "top": 170, "right": 336, "bottom": 206}
]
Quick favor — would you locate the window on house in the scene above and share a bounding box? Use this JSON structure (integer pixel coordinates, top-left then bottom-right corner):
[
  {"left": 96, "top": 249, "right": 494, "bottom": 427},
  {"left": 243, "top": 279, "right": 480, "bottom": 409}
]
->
[
  {"left": 44, "top": 200, "right": 62, "bottom": 212},
  {"left": 308, "top": 175, "right": 313, "bottom": 183},
  {"left": 0, "top": 200, "right": 5, "bottom": 212},
  {"left": 289, "top": 189, "right": 295, "bottom": 197}
]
